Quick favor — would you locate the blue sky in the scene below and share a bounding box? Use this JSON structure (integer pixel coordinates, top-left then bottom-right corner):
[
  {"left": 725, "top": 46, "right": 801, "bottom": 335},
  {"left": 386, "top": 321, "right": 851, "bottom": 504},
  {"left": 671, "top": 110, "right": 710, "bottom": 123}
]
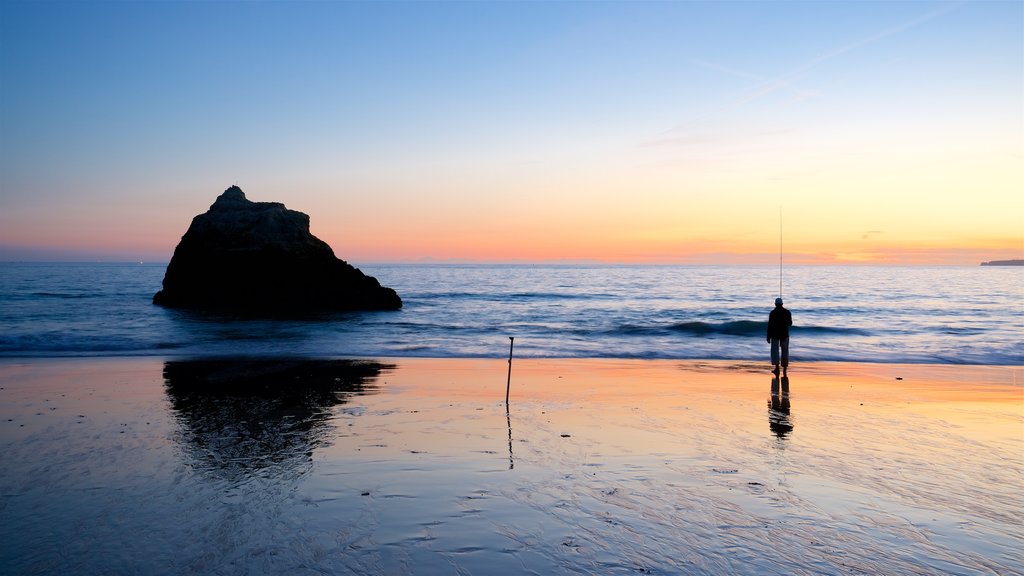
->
[{"left": 1, "top": 1, "right": 1021, "bottom": 262}]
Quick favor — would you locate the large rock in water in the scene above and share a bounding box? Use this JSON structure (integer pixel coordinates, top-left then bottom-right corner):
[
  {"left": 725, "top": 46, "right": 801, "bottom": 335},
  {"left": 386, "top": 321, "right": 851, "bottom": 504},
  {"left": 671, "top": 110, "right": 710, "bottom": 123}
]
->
[{"left": 153, "top": 186, "right": 401, "bottom": 312}]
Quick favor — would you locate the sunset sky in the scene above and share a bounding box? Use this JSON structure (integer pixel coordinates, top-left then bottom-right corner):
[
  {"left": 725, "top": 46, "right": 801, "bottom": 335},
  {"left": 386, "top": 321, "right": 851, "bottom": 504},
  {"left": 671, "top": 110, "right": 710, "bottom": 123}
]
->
[{"left": 1, "top": 1, "right": 1021, "bottom": 264}]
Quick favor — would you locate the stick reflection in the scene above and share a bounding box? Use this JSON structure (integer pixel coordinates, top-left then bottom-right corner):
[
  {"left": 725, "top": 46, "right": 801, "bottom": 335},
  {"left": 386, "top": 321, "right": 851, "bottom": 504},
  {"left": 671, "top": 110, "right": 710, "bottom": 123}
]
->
[{"left": 506, "top": 407, "right": 515, "bottom": 470}]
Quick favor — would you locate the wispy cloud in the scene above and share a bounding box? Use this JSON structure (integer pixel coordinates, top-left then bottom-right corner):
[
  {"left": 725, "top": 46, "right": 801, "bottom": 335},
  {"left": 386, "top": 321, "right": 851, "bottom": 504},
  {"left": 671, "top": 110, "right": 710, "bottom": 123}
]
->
[
  {"left": 689, "top": 58, "right": 818, "bottom": 103},
  {"left": 640, "top": 126, "right": 792, "bottom": 149},
  {"left": 720, "top": 1, "right": 964, "bottom": 105},
  {"left": 650, "top": 2, "right": 964, "bottom": 150},
  {"left": 800, "top": 1, "right": 963, "bottom": 71}
]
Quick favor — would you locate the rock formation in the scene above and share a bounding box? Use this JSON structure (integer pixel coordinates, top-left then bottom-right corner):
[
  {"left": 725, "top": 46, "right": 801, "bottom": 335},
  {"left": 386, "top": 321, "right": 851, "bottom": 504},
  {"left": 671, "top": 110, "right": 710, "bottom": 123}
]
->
[{"left": 153, "top": 186, "right": 401, "bottom": 312}]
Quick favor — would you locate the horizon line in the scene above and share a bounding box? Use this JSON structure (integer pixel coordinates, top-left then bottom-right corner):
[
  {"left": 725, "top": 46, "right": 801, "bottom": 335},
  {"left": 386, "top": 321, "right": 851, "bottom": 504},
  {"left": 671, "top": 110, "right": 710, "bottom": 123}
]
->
[{"left": 0, "top": 259, "right": 1009, "bottom": 267}]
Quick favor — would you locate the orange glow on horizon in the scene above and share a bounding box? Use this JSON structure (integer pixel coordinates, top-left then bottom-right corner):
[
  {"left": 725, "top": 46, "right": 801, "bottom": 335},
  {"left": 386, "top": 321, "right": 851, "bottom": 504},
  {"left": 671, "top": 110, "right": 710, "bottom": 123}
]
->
[
  {"left": 324, "top": 230, "right": 1022, "bottom": 266},
  {"left": 3, "top": 197, "right": 1019, "bottom": 265}
]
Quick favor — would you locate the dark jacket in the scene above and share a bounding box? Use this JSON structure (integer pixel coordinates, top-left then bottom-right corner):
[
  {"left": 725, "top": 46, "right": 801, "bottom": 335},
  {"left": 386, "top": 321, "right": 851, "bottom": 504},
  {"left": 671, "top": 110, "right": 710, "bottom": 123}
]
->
[{"left": 767, "top": 306, "right": 792, "bottom": 340}]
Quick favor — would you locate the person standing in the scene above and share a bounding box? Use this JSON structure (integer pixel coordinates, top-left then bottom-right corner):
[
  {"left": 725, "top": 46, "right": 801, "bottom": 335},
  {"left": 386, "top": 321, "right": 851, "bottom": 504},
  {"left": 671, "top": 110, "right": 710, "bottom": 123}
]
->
[{"left": 767, "top": 297, "right": 792, "bottom": 375}]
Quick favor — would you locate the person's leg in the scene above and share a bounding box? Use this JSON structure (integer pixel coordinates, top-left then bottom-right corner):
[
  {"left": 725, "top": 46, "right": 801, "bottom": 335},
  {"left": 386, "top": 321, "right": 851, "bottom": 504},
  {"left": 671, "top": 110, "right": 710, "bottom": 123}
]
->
[
  {"left": 771, "top": 338, "right": 780, "bottom": 371},
  {"left": 781, "top": 337, "right": 790, "bottom": 374}
]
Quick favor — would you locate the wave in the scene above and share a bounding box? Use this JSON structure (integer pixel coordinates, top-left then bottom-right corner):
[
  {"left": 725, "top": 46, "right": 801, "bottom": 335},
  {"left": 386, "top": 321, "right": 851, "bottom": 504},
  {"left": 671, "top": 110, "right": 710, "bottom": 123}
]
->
[
  {"left": 670, "top": 320, "right": 765, "bottom": 336},
  {"left": 22, "top": 292, "right": 103, "bottom": 299},
  {"left": 609, "top": 321, "right": 870, "bottom": 337},
  {"left": 792, "top": 325, "right": 871, "bottom": 335},
  {"left": 506, "top": 291, "right": 612, "bottom": 301},
  {"left": 410, "top": 291, "right": 611, "bottom": 302},
  {"left": 0, "top": 333, "right": 180, "bottom": 355}
]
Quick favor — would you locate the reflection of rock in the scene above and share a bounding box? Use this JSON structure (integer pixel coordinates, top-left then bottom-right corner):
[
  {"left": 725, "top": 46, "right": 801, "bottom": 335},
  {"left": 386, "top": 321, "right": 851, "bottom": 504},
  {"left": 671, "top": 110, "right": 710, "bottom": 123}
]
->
[
  {"left": 153, "top": 186, "right": 401, "bottom": 313},
  {"left": 164, "top": 358, "right": 392, "bottom": 478}
]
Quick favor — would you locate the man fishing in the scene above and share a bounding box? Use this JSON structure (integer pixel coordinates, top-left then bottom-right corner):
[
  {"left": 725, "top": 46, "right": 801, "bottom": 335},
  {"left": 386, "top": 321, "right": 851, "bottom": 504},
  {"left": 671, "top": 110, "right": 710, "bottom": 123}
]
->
[{"left": 767, "top": 297, "right": 792, "bottom": 375}]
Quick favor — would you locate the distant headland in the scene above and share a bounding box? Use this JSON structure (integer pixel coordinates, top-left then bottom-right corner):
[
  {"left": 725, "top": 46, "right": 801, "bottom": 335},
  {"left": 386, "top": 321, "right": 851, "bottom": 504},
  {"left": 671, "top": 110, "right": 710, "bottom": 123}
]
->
[
  {"left": 980, "top": 259, "right": 1024, "bottom": 266},
  {"left": 153, "top": 186, "right": 401, "bottom": 313}
]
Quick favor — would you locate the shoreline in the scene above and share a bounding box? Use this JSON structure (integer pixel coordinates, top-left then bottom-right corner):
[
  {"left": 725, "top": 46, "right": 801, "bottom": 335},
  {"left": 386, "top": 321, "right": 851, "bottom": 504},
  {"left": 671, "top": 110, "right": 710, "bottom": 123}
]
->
[
  {"left": 4, "top": 352, "right": 1019, "bottom": 387},
  {"left": 2, "top": 353, "right": 1021, "bottom": 368}
]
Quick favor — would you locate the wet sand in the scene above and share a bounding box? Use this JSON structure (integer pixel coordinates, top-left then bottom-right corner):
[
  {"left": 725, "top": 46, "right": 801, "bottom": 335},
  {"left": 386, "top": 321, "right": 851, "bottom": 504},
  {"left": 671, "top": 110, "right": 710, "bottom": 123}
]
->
[{"left": 1, "top": 357, "right": 1021, "bottom": 575}]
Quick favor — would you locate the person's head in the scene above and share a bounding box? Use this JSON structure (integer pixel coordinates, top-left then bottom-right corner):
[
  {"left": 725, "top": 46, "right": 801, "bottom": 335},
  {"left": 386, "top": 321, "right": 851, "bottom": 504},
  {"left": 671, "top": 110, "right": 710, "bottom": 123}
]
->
[{"left": 775, "top": 297, "right": 783, "bottom": 307}]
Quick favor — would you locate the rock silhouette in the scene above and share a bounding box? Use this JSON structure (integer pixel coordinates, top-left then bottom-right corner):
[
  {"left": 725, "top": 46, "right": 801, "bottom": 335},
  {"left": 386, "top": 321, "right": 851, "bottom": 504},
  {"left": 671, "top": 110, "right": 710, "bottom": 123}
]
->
[{"left": 153, "top": 186, "right": 401, "bottom": 312}]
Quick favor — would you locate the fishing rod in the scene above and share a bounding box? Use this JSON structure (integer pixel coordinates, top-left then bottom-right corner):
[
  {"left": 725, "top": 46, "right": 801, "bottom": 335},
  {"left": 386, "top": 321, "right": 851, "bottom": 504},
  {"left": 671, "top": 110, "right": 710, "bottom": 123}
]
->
[{"left": 779, "top": 207, "right": 783, "bottom": 299}]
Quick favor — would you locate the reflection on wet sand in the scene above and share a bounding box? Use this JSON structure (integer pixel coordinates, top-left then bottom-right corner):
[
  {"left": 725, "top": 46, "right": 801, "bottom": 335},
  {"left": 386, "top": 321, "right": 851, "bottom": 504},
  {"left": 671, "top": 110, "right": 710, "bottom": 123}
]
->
[
  {"left": 506, "top": 409, "right": 515, "bottom": 470},
  {"left": 768, "top": 374, "right": 793, "bottom": 438},
  {"left": 164, "top": 358, "right": 393, "bottom": 478},
  {"left": 3, "top": 358, "right": 1020, "bottom": 575}
]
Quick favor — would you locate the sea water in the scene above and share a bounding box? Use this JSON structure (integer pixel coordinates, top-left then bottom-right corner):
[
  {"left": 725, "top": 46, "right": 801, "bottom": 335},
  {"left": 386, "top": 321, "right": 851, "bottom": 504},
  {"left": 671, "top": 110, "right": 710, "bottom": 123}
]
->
[{"left": 0, "top": 262, "right": 1020, "bottom": 364}]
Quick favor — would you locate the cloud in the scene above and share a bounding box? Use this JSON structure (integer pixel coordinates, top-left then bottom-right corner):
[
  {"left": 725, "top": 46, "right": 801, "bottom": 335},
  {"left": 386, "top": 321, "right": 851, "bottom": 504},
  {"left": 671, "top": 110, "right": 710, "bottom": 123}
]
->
[
  {"left": 689, "top": 59, "right": 819, "bottom": 103},
  {"left": 639, "top": 131, "right": 720, "bottom": 149},
  {"left": 688, "top": 1, "right": 964, "bottom": 107},
  {"left": 640, "top": 125, "right": 792, "bottom": 149},
  {"left": 650, "top": 2, "right": 965, "bottom": 155},
  {"left": 803, "top": 1, "right": 963, "bottom": 68},
  {"left": 741, "top": 1, "right": 964, "bottom": 104}
]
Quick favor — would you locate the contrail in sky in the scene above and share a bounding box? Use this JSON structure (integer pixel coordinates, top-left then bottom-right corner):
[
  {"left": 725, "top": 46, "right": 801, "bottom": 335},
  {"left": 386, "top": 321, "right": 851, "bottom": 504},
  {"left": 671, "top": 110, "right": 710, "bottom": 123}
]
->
[{"left": 696, "top": 1, "right": 964, "bottom": 105}]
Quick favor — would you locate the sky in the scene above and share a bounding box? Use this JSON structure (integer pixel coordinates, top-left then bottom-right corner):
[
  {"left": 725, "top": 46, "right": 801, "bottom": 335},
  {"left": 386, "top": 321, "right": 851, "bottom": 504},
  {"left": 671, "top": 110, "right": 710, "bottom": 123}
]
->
[{"left": 1, "top": 0, "right": 1021, "bottom": 264}]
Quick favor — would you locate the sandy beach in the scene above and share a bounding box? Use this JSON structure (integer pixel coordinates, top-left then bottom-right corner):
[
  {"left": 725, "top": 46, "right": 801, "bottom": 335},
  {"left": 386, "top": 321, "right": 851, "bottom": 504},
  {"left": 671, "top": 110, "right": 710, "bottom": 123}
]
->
[{"left": 1, "top": 357, "right": 1021, "bottom": 575}]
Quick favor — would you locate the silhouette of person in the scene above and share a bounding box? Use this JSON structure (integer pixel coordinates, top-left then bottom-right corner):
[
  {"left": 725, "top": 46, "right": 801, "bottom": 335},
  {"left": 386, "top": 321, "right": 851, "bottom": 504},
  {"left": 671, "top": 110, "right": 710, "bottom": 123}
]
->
[{"left": 767, "top": 297, "right": 792, "bottom": 375}]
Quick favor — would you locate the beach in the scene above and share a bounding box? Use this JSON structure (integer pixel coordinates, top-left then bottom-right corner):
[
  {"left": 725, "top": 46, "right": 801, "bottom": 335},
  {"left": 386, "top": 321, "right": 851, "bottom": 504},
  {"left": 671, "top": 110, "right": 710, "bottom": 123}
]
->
[
  {"left": 1, "top": 357, "right": 1021, "bottom": 575},
  {"left": 3, "top": 0, "right": 1022, "bottom": 573}
]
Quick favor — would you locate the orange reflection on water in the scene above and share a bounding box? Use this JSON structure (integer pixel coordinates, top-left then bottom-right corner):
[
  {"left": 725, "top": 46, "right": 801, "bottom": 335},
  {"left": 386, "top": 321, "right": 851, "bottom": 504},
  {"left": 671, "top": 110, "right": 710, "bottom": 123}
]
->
[
  {"left": 3, "top": 357, "right": 1021, "bottom": 575},
  {"left": 321, "top": 358, "right": 1023, "bottom": 471}
]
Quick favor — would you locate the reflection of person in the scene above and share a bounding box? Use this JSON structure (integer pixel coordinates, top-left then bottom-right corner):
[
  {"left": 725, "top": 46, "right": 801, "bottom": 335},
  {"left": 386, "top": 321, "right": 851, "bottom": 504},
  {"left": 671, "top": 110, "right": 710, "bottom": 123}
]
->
[
  {"left": 768, "top": 375, "right": 793, "bottom": 437},
  {"left": 767, "top": 297, "right": 792, "bottom": 375}
]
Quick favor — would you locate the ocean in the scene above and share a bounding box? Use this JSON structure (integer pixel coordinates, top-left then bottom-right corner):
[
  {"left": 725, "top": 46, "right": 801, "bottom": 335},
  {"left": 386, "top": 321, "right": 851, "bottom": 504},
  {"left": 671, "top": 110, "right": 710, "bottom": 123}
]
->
[{"left": 0, "top": 262, "right": 1020, "bottom": 365}]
